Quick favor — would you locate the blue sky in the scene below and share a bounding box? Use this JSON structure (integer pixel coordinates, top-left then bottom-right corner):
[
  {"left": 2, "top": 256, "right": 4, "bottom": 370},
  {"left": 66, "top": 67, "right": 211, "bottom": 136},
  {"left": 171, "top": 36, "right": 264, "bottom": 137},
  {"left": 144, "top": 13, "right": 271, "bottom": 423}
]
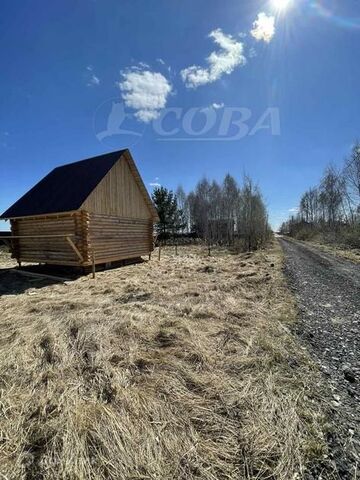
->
[{"left": 1, "top": 0, "right": 360, "bottom": 230}]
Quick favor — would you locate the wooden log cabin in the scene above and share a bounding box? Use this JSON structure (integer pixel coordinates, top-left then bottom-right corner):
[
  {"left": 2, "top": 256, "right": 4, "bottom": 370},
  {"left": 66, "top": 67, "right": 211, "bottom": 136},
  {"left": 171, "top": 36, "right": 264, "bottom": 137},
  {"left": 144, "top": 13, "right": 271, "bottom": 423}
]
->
[{"left": 0, "top": 149, "right": 159, "bottom": 268}]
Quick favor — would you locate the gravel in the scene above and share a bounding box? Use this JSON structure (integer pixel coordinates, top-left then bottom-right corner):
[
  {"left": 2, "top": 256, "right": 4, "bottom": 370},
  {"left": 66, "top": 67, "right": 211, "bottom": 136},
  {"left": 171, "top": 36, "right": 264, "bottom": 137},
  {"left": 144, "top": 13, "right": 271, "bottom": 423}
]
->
[{"left": 280, "top": 237, "right": 360, "bottom": 479}]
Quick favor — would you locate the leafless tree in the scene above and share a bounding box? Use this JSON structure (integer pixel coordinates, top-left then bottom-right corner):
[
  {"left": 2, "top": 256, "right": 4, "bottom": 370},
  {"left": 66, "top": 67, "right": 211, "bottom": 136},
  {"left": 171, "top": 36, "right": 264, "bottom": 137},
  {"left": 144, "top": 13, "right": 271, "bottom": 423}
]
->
[
  {"left": 222, "top": 174, "right": 239, "bottom": 245},
  {"left": 343, "top": 142, "right": 360, "bottom": 220},
  {"left": 175, "top": 185, "right": 189, "bottom": 233},
  {"left": 189, "top": 178, "right": 211, "bottom": 240},
  {"left": 187, "top": 174, "right": 270, "bottom": 251},
  {"left": 319, "top": 166, "right": 344, "bottom": 227},
  {"left": 237, "top": 176, "right": 270, "bottom": 250},
  {"left": 299, "top": 188, "right": 319, "bottom": 224},
  {"left": 282, "top": 141, "right": 360, "bottom": 248}
]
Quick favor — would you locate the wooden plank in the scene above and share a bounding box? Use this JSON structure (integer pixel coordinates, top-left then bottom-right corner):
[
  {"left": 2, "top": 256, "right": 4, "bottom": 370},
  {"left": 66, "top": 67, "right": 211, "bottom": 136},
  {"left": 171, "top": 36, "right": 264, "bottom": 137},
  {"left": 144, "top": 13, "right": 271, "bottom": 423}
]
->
[
  {"left": 11, "top": 269, "right": 71, "bottom": 282},
  {"left": 90, "top": 228, "right": 150, "bottom": 233},
  {"left": 80, "top": 210, "right": 90, "bottom": 264},
  {"left": 123, "top": 150, "right": 159, "bottom": 221},
  {"left": 17, "top": 227, "right": 75, "bottom": 233},
  {"left": 66, "top": 236, "right": 84, "bottom": 263},
  {"left": 0, "top": 234, "right": 74, "bottom": 239},
  {"left": 90, "top": 215, "right": 149, "bottom": 222},
  {"left": 7, "top": 214, "right": 81, "bottom": 266},
  {"left": 91, "top": 254, "right": 147, "bottom": 264},
  {"left": 90, "top": 238, "right": 151, "bottom": 244},
  {"left": 92, "top": 243, "right": 150, "bottom": 251},
  {"left": 3, "top": 211, "right": 78, "bottom": 220},
  {"left": 17, "top": 256, "right": 81, "bottom": 266},
  {"left": 92, "top": 251, "right": 150, "bottom": 257},
  {"left": 89, "top": 227, "right": 149, "bottom": 232},
  {"left": 18, "top": 255, "right": 70, "bottom": 260},
  {"left": 91, "top": 244, "right": 150, "bottom": 249},
  {"left": 81, "top": 155, "right": 153, "bottom": 219},
  {"left": 91, "top": 252, "right": 96, "bottom": 279},
  {"left": 90, "top": 221, "right": 149, "bottom": 226},
  {"left": 88, "top": 211, "right": 152, "bottom": 263},
  {"left": 9, "top": 219, "right": 20, "bottom": 260},
  {"left": 91, "top": 241, "right": 150, "bottom": 248}
]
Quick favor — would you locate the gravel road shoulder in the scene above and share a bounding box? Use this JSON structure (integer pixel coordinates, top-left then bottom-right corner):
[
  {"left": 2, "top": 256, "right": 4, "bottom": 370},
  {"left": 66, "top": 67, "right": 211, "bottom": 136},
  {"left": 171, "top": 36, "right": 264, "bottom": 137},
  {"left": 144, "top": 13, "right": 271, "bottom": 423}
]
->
[{"left": 280, "top": 237, "right": 360, "bottom": 479}]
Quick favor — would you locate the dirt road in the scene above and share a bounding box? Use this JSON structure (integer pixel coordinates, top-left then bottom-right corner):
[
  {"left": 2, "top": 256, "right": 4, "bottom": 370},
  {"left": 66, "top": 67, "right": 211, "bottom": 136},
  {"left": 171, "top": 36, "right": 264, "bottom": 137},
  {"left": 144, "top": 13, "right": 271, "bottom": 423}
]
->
[{"left": 280, "top": 237, "right": 360, "bottom": 478}]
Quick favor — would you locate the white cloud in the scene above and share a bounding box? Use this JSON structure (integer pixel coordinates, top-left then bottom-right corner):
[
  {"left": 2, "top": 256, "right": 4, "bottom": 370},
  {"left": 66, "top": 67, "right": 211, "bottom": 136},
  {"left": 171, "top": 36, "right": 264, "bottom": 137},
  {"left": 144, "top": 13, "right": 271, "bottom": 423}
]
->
[
  {"left": 248, "top": 47, "right": 257, "bottom": 58},
  {"left": 288, "top": 207, "right": 299, "bottom": 213},
  {"left": 138, "top": 61, "right": 150, "bottom": 69},
  {"left": 87, "top": 74, "right": 100, "bottom": 86},
  {"left": 149, "top": 177, "right": 161, "bottom": 187},
  {"left": 251, "top": 13, "right": 276, "bottom": 43},
  {"left": 181, "top": 29, "right": 246, "bottom": 88},
  {"left": 212, "top": 102, "right": 224, "bottom": 109},
  {"left": 157, "top": 58, "right": 165, "bottom": 65},
  {"left": 85, "top": 65, "right": 100, "bottom": 86},
  {"left": 201, "top": 103, "right": 224, "bottom": 112},
  {"left": 118, "top": 69, "right": 172, "bottom": 123}
]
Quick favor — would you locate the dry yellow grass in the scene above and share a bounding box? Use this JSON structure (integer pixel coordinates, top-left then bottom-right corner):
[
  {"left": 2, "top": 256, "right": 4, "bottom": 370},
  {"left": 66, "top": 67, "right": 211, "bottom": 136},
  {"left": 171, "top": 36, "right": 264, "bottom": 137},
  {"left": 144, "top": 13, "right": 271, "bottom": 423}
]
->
[
  {"left": 306, "top": 241, "right": 360, "bottom": 264},
  {"left": 0, "top": 242, "right": 328, "bottom": 479}
]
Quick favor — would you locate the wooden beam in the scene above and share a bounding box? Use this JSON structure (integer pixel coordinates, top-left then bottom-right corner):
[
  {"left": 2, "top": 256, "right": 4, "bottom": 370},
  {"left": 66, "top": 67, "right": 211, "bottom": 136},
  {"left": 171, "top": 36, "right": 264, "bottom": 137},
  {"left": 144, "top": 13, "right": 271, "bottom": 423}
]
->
[
  {"left": 0, "top": 234, "right": 74, "bottom": 239},
  {"left": 91, "top": 252, "right": 96, "bottom": 279},
  {"left": 2, "top": 211, "right": 78, "bottom": 221},
  {"left": 66, "top": 236, "right": 84, "bottom": 263},
  {"left": 10, "top": 269, "right": 71, "bottom": 282},
  {"left": 15, "top": 259, "right": 82, "bottom": 266}
]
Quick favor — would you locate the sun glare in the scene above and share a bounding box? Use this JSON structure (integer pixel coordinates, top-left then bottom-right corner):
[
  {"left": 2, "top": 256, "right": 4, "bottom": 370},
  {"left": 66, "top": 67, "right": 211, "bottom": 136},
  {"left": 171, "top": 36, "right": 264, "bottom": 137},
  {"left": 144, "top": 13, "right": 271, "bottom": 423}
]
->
[{"left": 272, "top": 0, "right": 291, "bottom": 12}]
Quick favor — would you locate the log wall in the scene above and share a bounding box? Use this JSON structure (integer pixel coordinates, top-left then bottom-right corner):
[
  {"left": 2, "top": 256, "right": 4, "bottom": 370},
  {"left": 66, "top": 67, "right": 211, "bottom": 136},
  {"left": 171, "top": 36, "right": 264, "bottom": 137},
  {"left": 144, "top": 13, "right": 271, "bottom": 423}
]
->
[
  {"left": 9, "top": 211, "right": 154, "bottom": 267},
  {"left": 88, "top": 213, "right": 153, "bottom": 264},
  {"left": 11, "top": 212, "right": 86, "bottom": 266}
]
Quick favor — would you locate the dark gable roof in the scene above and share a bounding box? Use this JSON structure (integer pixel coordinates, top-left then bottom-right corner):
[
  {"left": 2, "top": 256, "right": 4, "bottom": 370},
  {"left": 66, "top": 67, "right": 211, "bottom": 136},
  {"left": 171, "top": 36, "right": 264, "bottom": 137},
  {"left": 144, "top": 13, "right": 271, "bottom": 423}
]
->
[{"left": 1, "top": 150, "right": 127, "bottom": 219}]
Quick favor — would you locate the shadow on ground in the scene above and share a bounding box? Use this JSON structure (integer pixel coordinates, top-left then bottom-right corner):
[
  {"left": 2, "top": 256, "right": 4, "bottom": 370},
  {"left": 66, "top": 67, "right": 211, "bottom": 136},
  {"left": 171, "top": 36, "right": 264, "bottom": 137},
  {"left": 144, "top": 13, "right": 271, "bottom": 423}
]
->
[
  {"left": 0, "top": 265, "right": 81, "bottom": 296},
  {"left": 0, "top": 257, "right": 146, "bottom": 296}
]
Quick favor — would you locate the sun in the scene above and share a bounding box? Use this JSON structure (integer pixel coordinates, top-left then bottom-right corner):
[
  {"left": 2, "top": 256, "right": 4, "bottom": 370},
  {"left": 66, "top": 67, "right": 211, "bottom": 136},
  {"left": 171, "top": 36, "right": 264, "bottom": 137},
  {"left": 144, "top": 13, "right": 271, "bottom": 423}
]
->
[{"left": 271, "top": 0, "right": 291, "bottom": 12}]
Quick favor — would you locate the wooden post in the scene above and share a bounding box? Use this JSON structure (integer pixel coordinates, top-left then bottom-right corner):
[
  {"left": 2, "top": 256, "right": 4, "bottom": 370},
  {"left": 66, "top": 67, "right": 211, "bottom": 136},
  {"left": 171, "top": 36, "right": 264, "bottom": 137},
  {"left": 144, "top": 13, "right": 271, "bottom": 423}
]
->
[
  {"left": 92, "top": 252, "right": 96, "bottom": 279},
  {"left": 158, "top": 243, "right": 161, "bottom": 261},
  {"left": 175, "top": 243, "right": 178, "bottom": 255},
  {"left": 148, "top": 252, "right": 152, "bottom": 261}
]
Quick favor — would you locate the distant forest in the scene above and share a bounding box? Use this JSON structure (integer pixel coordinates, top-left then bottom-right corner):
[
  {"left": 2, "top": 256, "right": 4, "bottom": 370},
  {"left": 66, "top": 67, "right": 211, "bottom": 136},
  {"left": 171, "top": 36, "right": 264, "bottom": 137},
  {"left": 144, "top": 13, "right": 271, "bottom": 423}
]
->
[
  {"left": 152, "top": 174, "right": 271, "bottom": 252},
  {"left": 280, "top": 141, "right": 360, "bottom": 248}
]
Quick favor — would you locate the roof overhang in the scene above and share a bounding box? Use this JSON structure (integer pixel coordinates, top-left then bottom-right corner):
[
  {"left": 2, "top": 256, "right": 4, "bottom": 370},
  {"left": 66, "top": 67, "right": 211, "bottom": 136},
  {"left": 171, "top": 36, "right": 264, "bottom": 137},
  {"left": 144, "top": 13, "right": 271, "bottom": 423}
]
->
[{"left": 1, "top": 210, "right": 78, "bottom": 221}]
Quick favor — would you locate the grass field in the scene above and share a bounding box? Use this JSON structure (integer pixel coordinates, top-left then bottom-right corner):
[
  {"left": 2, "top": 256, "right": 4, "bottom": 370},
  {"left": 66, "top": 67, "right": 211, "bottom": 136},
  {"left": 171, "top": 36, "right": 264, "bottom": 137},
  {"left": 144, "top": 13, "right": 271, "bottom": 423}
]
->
[
  {"left": 307, "top": 241, "right": 360, "bottom": 264},
  {"left": 0, "top": 242, "right": 329, "bottom": 479}
]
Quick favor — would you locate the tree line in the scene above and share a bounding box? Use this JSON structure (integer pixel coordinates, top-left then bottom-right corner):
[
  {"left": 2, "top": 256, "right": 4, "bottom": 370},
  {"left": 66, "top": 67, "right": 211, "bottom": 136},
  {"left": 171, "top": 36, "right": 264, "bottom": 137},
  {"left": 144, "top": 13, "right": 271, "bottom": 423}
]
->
[
  {"left": 152, "top": 174, "right": 271, "bottom": 252},
  {"left": 280, "top": 141, "right": 360, "bottom": 247}
]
